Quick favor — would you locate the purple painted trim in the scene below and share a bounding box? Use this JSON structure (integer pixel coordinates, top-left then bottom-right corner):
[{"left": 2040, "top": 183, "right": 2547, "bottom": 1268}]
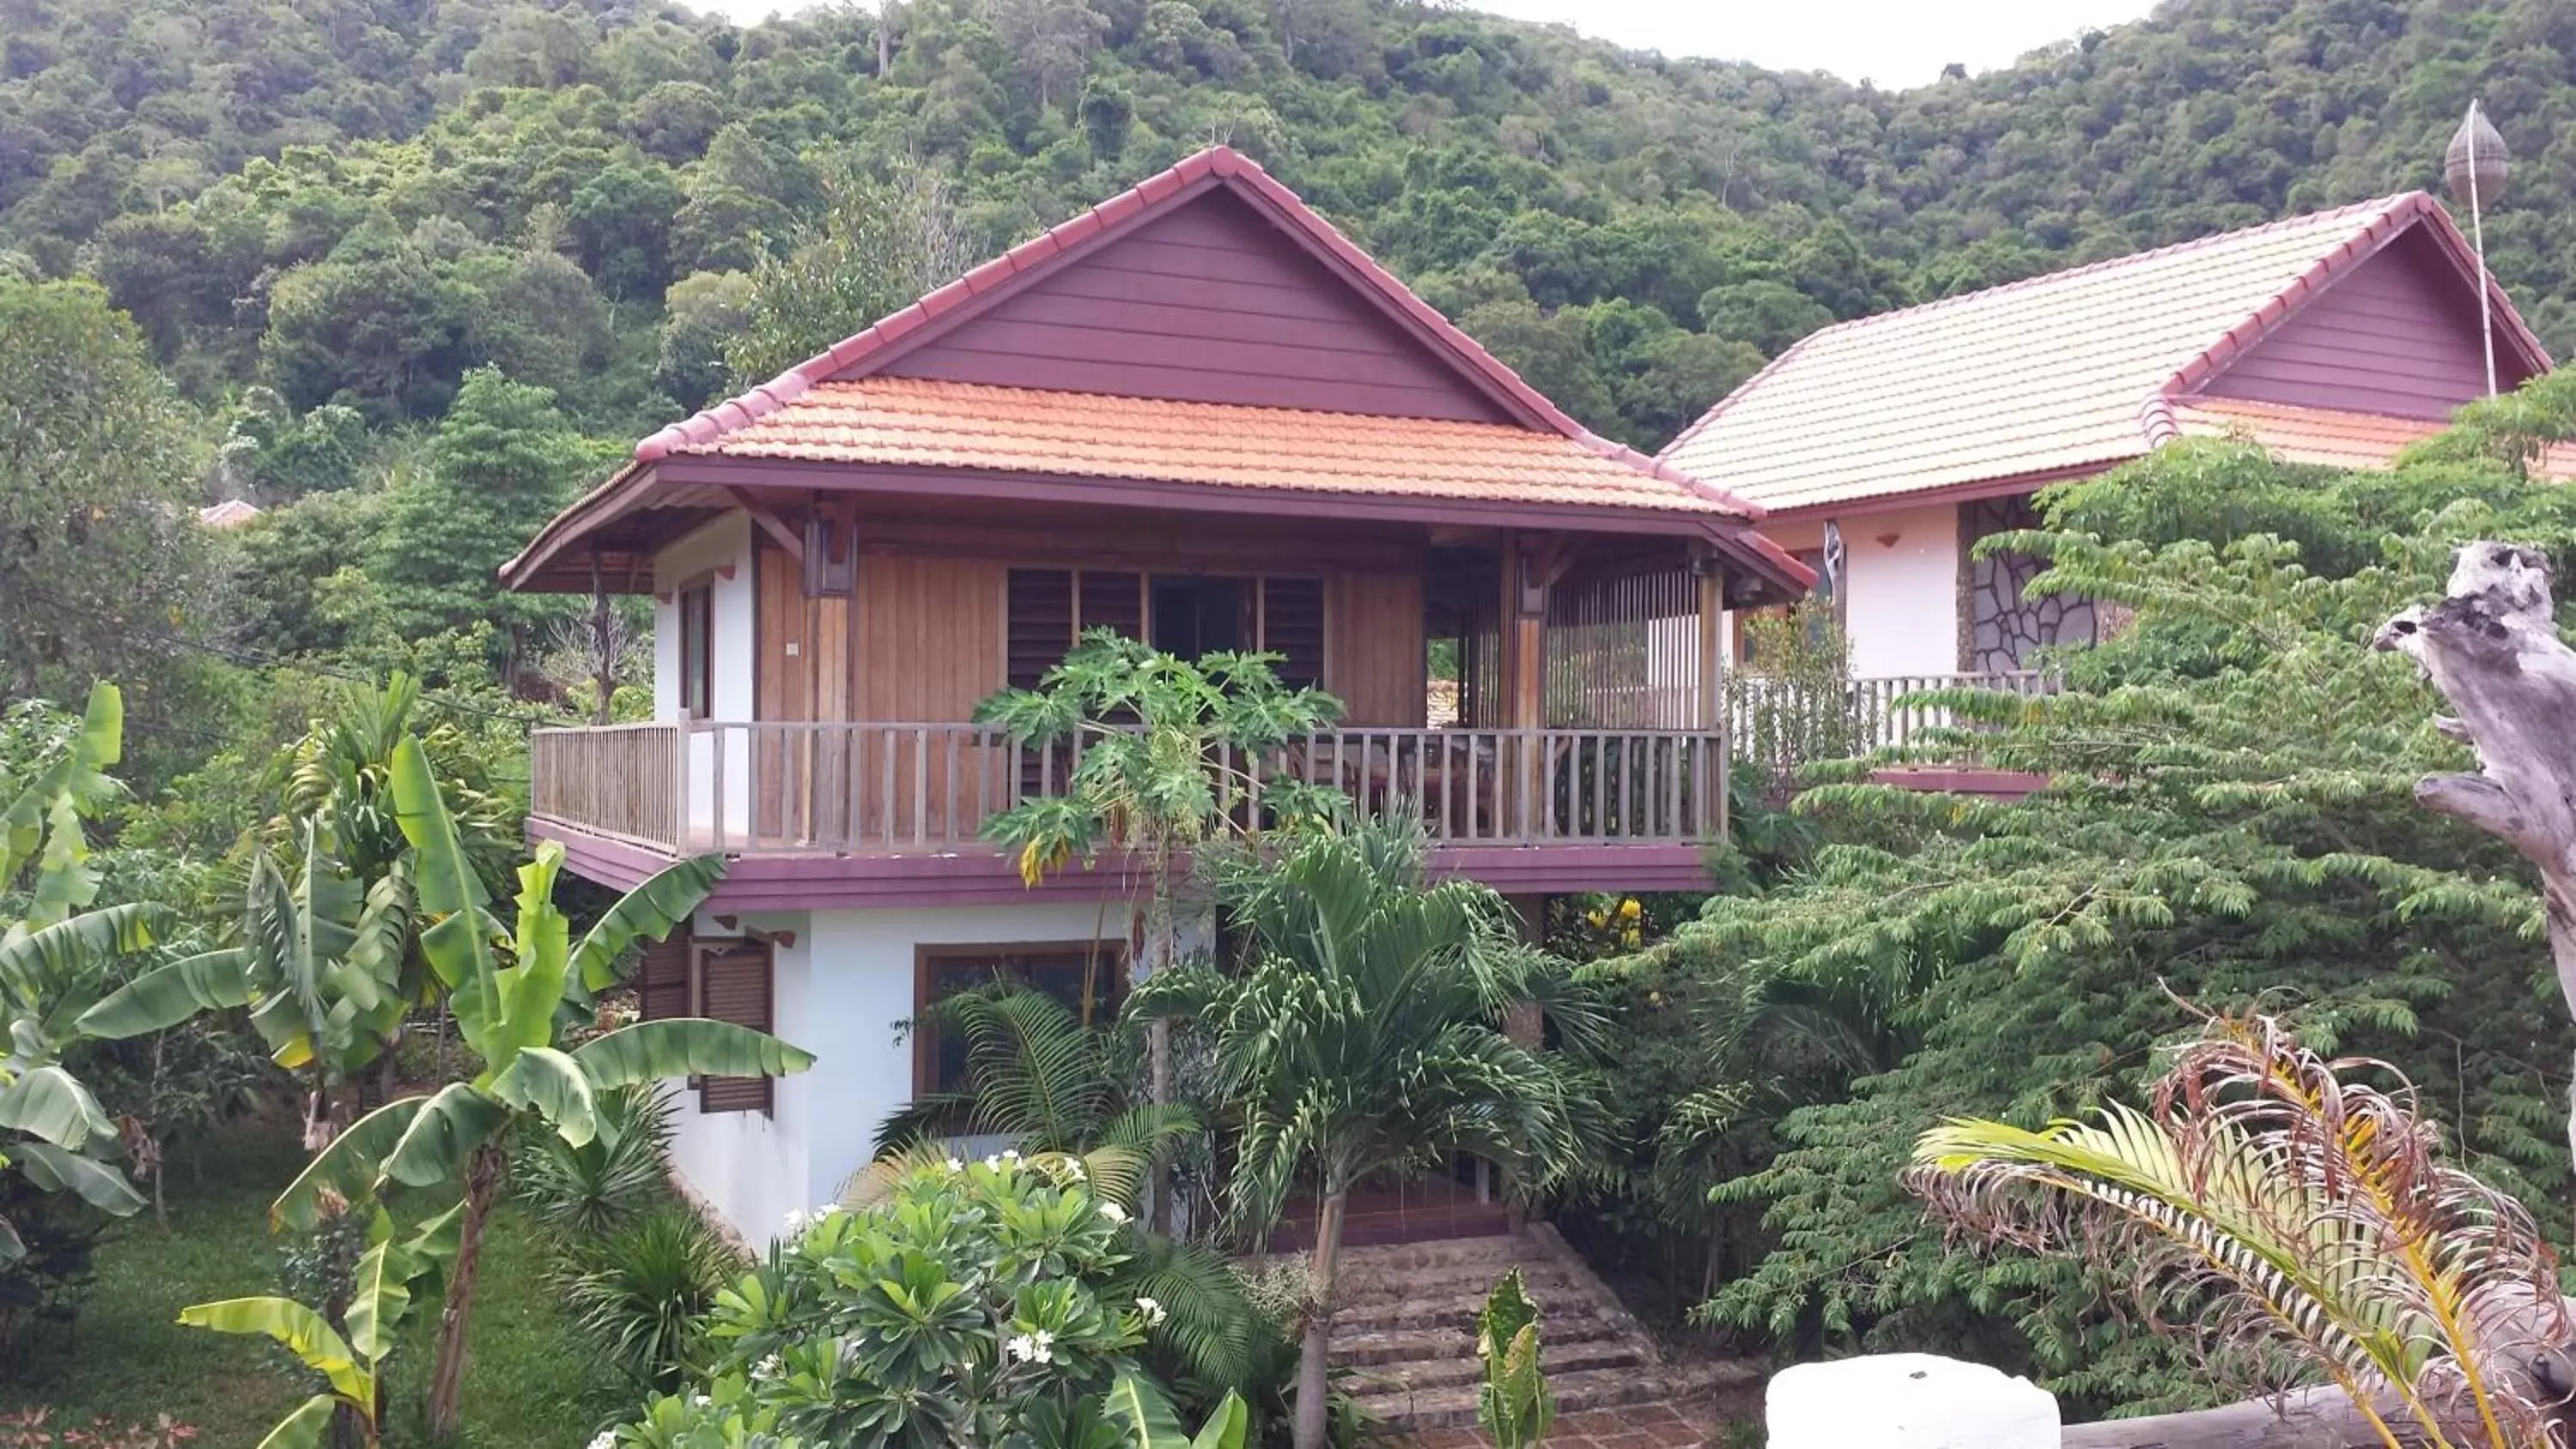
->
[
  {"left": 533, "top": 819, "right": 1715, "bottom": 906},
  {"left": 1868, "top": 767, "right": 2048, "bottom": 800}
]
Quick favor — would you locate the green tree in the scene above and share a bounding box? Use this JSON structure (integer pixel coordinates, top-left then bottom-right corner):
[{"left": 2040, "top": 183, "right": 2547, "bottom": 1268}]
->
[
  {"left": 0, "top": 278, "right": 212, "bottom": 716},
  {"left": 371, "top": 368, "right": 604, "bottom": 688},
  {"left": 723, "top": 155, "right": 973, "bottom": 387},
  {"left": 975, "top": 632, "right": 1341, "bottom": 1150},
  {"left": 1133, "top": 818, "right": 1605, "bottom": 1449},
  {"left": 274, "top": 737, "right": 815, "bottom": 1439}
]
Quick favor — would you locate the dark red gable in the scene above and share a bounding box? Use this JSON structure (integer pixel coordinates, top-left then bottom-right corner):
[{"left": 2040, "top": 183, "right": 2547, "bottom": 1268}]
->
[
  {"left": 875, "top": 188, "right": 1515, "bottom": 422},
  {"left": 2203, "top": 220, "right": 2547, "bottom": 419}
]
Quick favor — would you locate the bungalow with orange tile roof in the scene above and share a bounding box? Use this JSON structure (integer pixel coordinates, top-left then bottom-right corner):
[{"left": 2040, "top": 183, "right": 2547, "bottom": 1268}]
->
[
  {"left": 499, "top": 144, "right": 1811, "bottom": 1244},
  {"left": 1660, "top": 192, "right": 2551, "bottom": 685}
]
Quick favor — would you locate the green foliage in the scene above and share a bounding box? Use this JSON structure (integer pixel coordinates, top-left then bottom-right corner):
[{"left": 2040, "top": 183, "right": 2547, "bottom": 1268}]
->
[
  {"left": 178, "top": 1203, "right": 457, "bottom": 1448},
  {"left": 0, "top": 277, "right": 215, "bottom": 747},
  {"left": 0, "top": 684, "right": 152, "bottom": 1269},
  {"left": 514, "top": 1083, "right": 681, "bottom": 1240},
  {"left": 1473, "top": 1270, "right": 1551, "bottom": 1449},
  {"left": 618, "top": 1155, "right": 1194, "bottom": 1448},
  {"left": 561, "top": 1203, "right": 740, "bottom": 1392},
  {"left": 370, "top": 369, "right": 610, "bottom": 683},
  {"left": 722, "top": 156, "right": 974, "bottom": 389},
  {"left": 1913, "top": 1010, "right": 2562, "bottom": 1447},
  {"left": 1643, "top": 382, "right": 2576, "bottom": 1417}
]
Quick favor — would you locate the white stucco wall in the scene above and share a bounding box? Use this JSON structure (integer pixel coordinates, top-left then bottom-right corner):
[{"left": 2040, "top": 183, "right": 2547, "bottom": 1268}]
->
[
  {"left": 665, "top": 899, "right": 1134, "bottom": 1244},
  {"left": 1839, "top": 502, "right": 1962, "bottom": 679},
  {"left": 652, "top": 515, "right": 756, "bottom": 838}
]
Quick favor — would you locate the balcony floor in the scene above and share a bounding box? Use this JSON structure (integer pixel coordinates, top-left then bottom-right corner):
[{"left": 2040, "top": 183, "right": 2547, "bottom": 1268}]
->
[{"left": 533, "top": 815, "right": 1716, "bottom": 908}]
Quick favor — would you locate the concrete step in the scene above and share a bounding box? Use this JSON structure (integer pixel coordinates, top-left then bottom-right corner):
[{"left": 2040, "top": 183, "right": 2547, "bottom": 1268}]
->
[
  {"left": 1333, "top": 1296, "right": 1633, "bottom": 1337},
  {"left": 1349, "top": 1336, "right": 1651, "bottom": 1395},
  {"left": 1329, "top": 1259, "right": 1595, "bottom": 1308},
  {"left": 1349, "top": 1363, "right": 1684, "bottom": 1429},
  {"left": 1331, "top": 1313, "right": 1631, "bottom": 1367}
]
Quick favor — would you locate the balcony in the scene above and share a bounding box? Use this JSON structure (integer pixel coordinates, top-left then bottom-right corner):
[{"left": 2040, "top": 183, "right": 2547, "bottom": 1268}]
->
[
  {"left": 1730, "top": 670, "right": 2061, "bottom": 796},
  {"left": 528, "top": 720, "right": 1728, "bottom": 904}
]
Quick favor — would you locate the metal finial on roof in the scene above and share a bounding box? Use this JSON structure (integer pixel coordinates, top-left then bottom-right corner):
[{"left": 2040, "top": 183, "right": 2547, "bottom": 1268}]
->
[
  {"left": 2443, "top": 101, "right": 2506, "bottom": 397},
  {"left": 2444, "top": 101, "right": 2508, "bottom": 205}
]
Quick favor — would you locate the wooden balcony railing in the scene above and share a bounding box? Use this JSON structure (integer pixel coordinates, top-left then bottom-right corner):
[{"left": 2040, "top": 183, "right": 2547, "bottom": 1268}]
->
[
  {"left": 1729, "top": 670, "right": 2059, "bottom": 779},
  {"left": 527, "top": 721, "right": 1727, "bottom": 857}
]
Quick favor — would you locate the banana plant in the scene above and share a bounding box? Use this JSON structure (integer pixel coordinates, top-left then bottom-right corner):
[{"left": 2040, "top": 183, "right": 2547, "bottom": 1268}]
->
[
  {"left": 0, "top": 682, "right": 154, "bottom": 1264},
  {"left": 272, "top": 735, "right": 815, "bottom": 1440},
  {"left": 180, "top": 1203, "right": 460, "bottom": 1448},
  {"left": 1102, "top": 1373, "right": 1249, "bottom": 1449},
  {"left": 79, "top": 824, "right": 416, "bottom": 1149}
]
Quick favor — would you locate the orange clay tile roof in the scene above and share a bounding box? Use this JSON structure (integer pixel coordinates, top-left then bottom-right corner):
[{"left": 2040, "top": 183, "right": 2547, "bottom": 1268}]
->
[
  {"left": 658, "top": 376, "right": 1752, "bottom": 513},
  {"left": 1659, "top": 192, "right": 2549, "bottom": 516},
  {"left": 2172, "top": 396, "right": 2576, "bottom": 478}
]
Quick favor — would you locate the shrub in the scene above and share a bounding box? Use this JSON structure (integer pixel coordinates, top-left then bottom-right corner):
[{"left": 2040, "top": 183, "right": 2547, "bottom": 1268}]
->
[
  {"left": 514, "top": 1083, "right": 678, "bottom": 1239},
  {"left": 563, "top": 1204, "right": 740, "bottom": 1391},
  {"left": 611, "top": 1154, "right": 1199, "bottom": 1446}
]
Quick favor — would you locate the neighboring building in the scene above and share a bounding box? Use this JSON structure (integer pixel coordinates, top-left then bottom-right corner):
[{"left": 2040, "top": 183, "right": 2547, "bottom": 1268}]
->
[
  {"left": 197, "top": 499, "right": 263, "bottom": 529},
  {"left": 501, "top": 146, "right": 1812, "bottom": 1240},
  {"left": 1662, "top": 192, "right": 2552, "bottom": 683}
]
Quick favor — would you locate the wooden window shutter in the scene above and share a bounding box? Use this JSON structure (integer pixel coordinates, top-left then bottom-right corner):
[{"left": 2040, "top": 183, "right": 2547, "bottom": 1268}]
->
[
  {"left": 636, "top": 928, "right": 691, "bottom": 1023},
  {"left": 1261, "top": 577, "right": 1325, "bottom": 690},
  {"left": 695, "top": 939, "right": 775, "bottom": 1115},
  {"left": 1007, "top": 569, "right": 1074, "bottom": 688},
  {"left": 1078, "top": 570, "right": 1145, "bottom": 641}
]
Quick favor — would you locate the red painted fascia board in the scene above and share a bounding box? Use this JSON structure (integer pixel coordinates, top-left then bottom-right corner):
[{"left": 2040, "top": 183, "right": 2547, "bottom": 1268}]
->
[{"left": 501, "top": 457, "right": 660, "bottom": 589}]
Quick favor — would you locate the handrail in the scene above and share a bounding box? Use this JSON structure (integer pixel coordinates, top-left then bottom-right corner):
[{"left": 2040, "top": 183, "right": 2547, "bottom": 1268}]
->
[{"left": 526, "top": 720, "right": 1727, "bottom": 857}]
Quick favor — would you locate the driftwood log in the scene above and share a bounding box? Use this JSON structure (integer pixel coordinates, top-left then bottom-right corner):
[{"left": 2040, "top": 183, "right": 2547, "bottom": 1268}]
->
[
  {"left": 2374, "top": 542, "right": 2576, "bottom": 1157},
  {"left": 2050, "top": 542, "right": 2576, "bottom": 1449}
]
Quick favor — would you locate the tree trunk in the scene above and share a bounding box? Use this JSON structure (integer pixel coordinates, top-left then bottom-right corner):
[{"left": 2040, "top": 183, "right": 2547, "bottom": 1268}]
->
[
  {"left": 1291, "top": 1187, "right": 1347, "bottom": 1449},
  {"left": 2374, "top": 542, "right": 2576, "bottom": 1171},
  {"left": 424, "top": 1143, "right": 507, "bottom": 1439}
]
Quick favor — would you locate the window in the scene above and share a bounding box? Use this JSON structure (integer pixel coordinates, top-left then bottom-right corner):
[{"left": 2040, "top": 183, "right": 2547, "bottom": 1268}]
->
[
  {"left": 1005, "top": 567, "right": 1320, "bottom": 680},
  {"left": 695, "top": 937, "right": 775, "bottom": 1114},
  {"left": 913, "top": 943, "right": 1126, "bottom": 1098},
  {"left": 633, "top": 927, "right": 777, "bottom": 1116},
  {"left": 678, "top": 583, "right": 714, "bottom": 717},
  {"left": 1150, "top": 577, "right": 1245, "bottom": 661}
]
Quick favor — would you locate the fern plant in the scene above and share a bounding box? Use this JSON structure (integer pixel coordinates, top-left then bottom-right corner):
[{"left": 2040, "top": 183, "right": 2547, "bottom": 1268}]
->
[{"left": 1911, "top": 1009, "right": 2567, "bottom": 1449}]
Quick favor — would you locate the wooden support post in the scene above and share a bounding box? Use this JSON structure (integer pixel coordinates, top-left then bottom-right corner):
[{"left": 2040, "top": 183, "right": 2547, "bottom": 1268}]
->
[{"left": 1698, "top": 558, "right": 1728, "bottom": 840}]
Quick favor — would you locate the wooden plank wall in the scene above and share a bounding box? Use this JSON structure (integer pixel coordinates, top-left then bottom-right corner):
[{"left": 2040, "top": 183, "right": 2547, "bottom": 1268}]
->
[
  {"left": 1327, "top": 573, "right": 1426, "bottom": 726},
  {"left": 855, "top": 555, "right": 1007, "bottom": 840},
  {"left": 880, "top": 190, "right": 1510, "bottom": 422}
]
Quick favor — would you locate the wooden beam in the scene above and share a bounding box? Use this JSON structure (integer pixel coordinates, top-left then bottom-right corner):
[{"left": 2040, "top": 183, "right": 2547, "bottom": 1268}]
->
[{"left": 729, "top": 487, "right": 805, "bottom": 562}]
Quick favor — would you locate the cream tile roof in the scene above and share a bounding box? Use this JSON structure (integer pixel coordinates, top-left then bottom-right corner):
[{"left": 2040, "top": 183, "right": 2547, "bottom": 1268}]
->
[{"left": 1659, "top": 194, "right": 2531, "bottom": 514}]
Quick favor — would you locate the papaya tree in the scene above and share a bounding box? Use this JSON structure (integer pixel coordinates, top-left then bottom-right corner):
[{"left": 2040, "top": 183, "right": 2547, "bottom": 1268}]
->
[
  {"left": 79, "top": 823, "right": 416, "bottom": 1150},
  {"left": 272, "top": 736, "right": 817, "bottom": 1438},
  {"left": 0, "top": 682, "right": 154, "bottom": 1262}
]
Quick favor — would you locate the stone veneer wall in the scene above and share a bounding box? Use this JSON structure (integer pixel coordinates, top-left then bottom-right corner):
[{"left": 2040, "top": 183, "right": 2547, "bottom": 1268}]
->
[{"left": 1960, "top": 494, "right": 2097, "bottom": 673}]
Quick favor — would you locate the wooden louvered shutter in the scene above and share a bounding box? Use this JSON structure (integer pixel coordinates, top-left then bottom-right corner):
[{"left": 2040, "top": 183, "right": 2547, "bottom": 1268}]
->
[
  {"left": 695, "top": 939, "right": 775, "bottom": 1114},
  {"left": 1078, "top": 571, "right": 1144, "bottom": 641},
  {"left": 636, "top": 929, "right": 691, "bottom": 1023},
  {"left": 1261, "top": 578, "right": 1325, "bottom": 690},
  {"left": 1007, "top": 569, "right": 1074, "bottom": 688}
]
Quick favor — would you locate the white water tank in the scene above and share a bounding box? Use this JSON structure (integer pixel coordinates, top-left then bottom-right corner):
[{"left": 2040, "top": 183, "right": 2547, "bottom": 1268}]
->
[{"left": 1768, "top": 1353, "right": 2061, "bottom": 1449}]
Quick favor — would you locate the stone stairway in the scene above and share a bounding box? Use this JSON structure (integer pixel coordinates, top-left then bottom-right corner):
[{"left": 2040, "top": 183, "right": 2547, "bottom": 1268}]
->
[{"left": 1290, "top": 1226, "right": 1701, "bottom": 1433}]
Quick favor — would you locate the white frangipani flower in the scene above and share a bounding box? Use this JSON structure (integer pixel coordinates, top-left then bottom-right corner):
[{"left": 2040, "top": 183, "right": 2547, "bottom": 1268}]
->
[
  {"left": 781, "top": 1207, "right": 808, "bottom": 1233},
  {"left": 1135, "top": 1295, "right": 1168, "bottom": 1326},
  {"left": 1097, "top": 1200, "right": 1129, "bottom": 1224},
  {"left": 586, "top": 1433, "right": 618, "bottom": 1449}
]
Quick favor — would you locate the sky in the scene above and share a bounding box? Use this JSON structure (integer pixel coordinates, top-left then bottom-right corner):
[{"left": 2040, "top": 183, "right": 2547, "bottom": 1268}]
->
[{"left": 699, "top": 0, "right": 2162, "bottom": 91}]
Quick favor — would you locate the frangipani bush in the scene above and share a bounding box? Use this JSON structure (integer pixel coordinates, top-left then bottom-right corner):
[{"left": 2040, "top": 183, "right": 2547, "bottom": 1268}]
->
[{"left": 615, "top": 1153, "right": 1206, "bottom": 1449}]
